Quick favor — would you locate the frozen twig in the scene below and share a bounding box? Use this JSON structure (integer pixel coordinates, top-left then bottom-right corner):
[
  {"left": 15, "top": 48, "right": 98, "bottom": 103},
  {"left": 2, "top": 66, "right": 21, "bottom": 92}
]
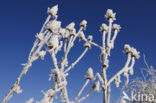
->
[
  {"left": 74, "top": 80, "right": 90, "bottom": 102},
  {"left": 64, "top": 48, "right": 88, "bottom": 73},
  {"left": 107, "top": 53, "right": 131, "bottom": 86},
  {"left": 78, "top": 90, "right": 94, "bottom": 103}
]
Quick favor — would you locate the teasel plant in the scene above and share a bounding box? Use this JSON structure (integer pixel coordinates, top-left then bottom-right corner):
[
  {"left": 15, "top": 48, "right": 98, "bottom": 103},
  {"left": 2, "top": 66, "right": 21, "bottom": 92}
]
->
[{"left": 2, "top": 4, "right": 140, "bottom": 103}]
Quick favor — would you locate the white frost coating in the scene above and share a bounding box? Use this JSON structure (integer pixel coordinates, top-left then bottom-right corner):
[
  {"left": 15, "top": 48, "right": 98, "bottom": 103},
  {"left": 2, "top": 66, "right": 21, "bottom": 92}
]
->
[
  {"left": 100, "top": 23, "right": 108, "bottom": 32},
  {"left": 70, "top": 28, "right": 76, "bottom": 37},
  {"left": 85, "top": 67, "right": 94, "bottom": 80},
  {"left": 48, "top": 35, "right": 59, "bottom": 50},
  {"left": 66, "top": 22, "right": 75, "bottom": 31},
  {"left": 84, "top": 42, "right": 91, "bottom": 49},
  {"left": 47, "top": 5, "right": 58, "bottom": 18},
  {"left": 78, "top": 90, "right": 93, "bottom": 103},
  {"left": 105, "top": 9, "right": 116, "bottom": 21},
  {"left": 3, "top": 4, "right": 140, "bottom": 103},
  {"left": 129, "top": 57, "right": 135, "bottom": 75},
  {"left": 112, "top": 24, "right": 121, "bottom": 32},
  {"left": 124, "top": 44, "right": 140, "bottom": 59},
  {"left": 78, "top": 31, "right": 85, "bottom": 40},
  {"left": 25, "top": 98, "right": 34, "bottom": 103},
  {"left": 84, "top": 35, "right": 93, "bottom": 49},
  {"left": 114, "top": 75, "right": 121, "bottom": 87},
  {"left": 87, "top": 35, "right": 93, "bottom": 42},
  {"left": 105, "top": 9, "right": 116, "bottom": 51},
  {"left": 110, "top": 24, "right": 121, "bottom": 48},
  {"left": 46, "top": 20, "right": 61, "bottom": 33},
  {"left": 63, "top": 29, "right": 70, "bottom": 40},
  {"left": 74, "top": 79, "right": 90, "bottom": 102},
  {"left": 59, "top": 28, "right": 66, "bottom": 37},
  {"left": 80, "top": 20, "right": 87, "bottom": 30}
]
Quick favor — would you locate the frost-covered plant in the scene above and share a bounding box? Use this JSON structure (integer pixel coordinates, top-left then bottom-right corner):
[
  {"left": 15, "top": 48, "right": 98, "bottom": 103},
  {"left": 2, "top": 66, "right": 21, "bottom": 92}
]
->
[
  {"left": 121, "top": 57, "right": 156, "bottom": 103},
  {"left": 2, "top": 5, "right": 140, "bottom": 103}
]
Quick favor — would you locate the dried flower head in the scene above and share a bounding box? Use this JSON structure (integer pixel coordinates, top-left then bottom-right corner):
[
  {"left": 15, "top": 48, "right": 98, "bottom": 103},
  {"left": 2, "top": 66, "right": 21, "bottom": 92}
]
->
[
  {"left": 59, "top": 28, "right": 66, "bottom": 37},
  {"left": 70, "top": 28, "right": 76, "bottom": 37},
  {"left": 85, "top": 67, "right": 94, "bottom": 80},
  {"left": 63, "top": 30, "right": 70, "bottom": 40},
  {"left": 131, "top": 48, "right": 140, "bottom": 59},
  {"left": 84, "top": 42, "right": 91, "bottom": 49},
  {"left": 105, "top": 9, "right": 116, "bottom": 21},
  {"left": 47, "top": 35, "right": 59, "bottom": 50},
  {"left": 100, "top": 23, "right": 108, "bottom": 32},
  {"left": 113, "top": 24, "right": 121, "bottom": 32},
  {"left": 80, "top": 20, "right": 87, "bottom": 30},
  {"left": 66, "top": 22, "right": 75, "bottom": 31},
  {"left": 47, "top": 5, "right": 58, "bottom": 18},
  {"left": 87, "top": 35, "right": 93, "bottom": 42},
  {"left": 46, "top": 20, "right": 61, "bottom": 33},
  {"left": 78, "top": 31, "right": 85, "bottom": 40},
  {"left": 124, "top": 44, "right": 140, "bottom": 59}
]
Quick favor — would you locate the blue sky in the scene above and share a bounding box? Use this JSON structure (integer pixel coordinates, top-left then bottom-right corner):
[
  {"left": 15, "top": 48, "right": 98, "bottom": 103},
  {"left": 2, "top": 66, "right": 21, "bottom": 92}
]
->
[{"left": 0, "top": 0, "right": 156, "bottom": 103}]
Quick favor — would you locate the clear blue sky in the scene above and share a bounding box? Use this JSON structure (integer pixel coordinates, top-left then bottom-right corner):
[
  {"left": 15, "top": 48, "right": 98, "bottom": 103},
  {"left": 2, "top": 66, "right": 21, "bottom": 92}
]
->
[{"left": 0, "top": 0, "right": 156, "bottom": 103}]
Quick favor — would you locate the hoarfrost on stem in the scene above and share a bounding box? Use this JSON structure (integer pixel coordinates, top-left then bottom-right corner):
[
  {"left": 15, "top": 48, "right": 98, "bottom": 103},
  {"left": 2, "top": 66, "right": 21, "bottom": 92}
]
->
[{"left": 2, "top": 4, "right": 140, "bottom": 103}]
